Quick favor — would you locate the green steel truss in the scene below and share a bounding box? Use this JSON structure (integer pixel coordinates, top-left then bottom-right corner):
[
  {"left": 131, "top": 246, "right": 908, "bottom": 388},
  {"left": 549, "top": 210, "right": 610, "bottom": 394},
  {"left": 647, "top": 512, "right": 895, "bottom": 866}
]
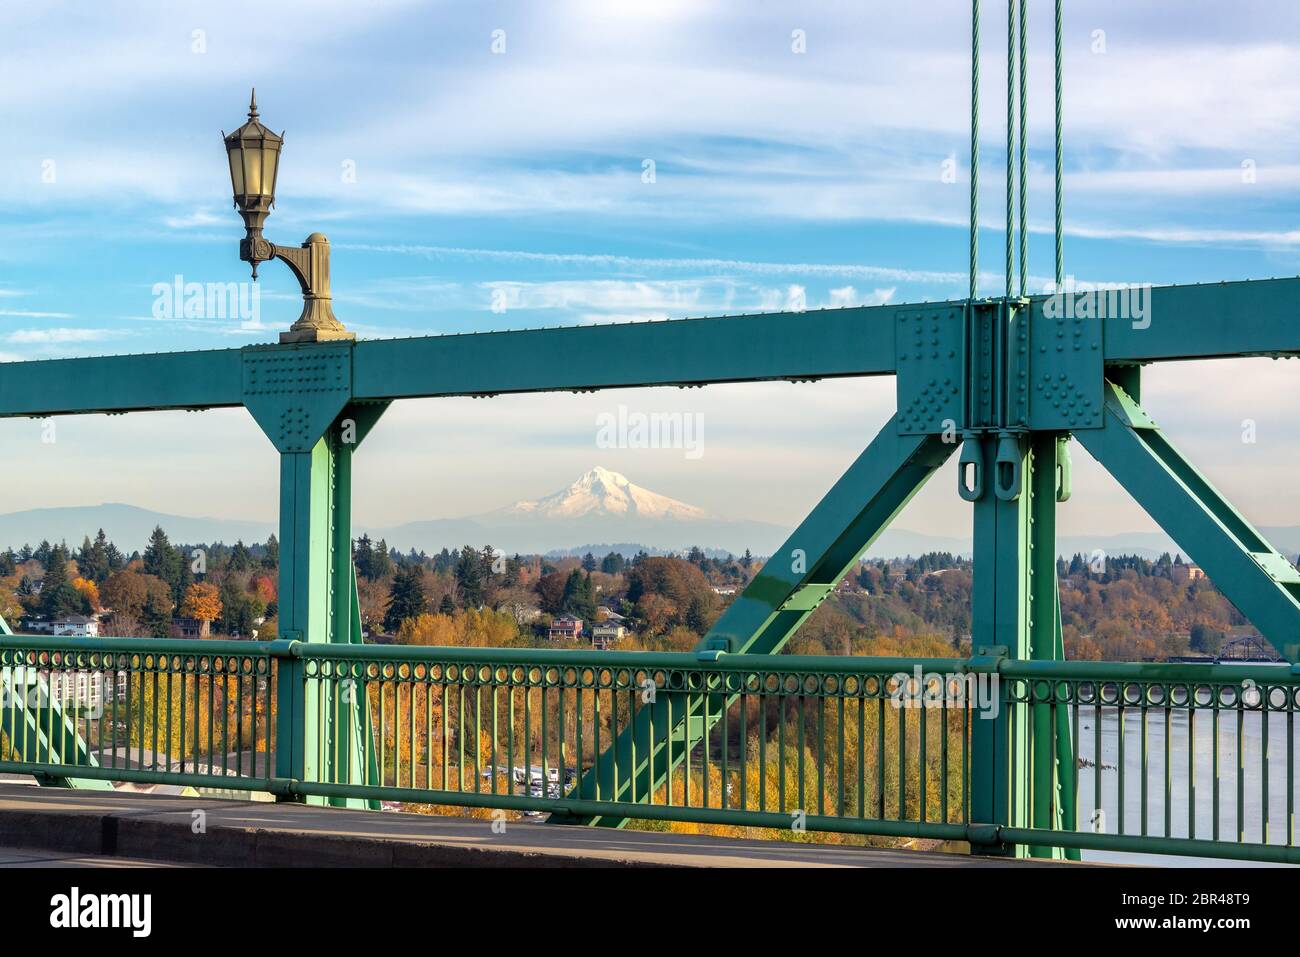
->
[{"left": 0, "top": 276, "right": 1295, "bottom": 858}]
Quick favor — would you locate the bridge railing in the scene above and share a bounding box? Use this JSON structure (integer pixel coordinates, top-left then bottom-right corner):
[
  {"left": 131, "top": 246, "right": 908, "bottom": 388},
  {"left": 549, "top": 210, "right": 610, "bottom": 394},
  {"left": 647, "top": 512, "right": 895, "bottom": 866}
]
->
[
  {"left": 1, "top": 635, "right": 1297, "bottom": 863},
  {"left": 998, "top": 658, "right": 1299, "bottom": 863},
  {"left": 293, "top": 644, "right": 971, "bottom": 841},
  {"left": 0, "top": 637, "right": 282, "bottom": 792}
]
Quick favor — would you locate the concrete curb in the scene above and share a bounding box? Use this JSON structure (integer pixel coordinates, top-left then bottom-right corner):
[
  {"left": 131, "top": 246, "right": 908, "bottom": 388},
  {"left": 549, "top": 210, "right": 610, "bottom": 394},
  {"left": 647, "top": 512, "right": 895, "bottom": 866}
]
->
[
  {"left": 0, "top": 784, "right": 1074, "bottom": 867},
  {"left": 0, "top": 807, "right": 670, "bottom": 868}
]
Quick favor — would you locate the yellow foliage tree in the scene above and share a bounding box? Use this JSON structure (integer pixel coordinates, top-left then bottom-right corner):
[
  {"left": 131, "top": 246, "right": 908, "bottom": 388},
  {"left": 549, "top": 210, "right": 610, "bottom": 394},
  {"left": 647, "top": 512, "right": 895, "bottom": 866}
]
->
[
  {"left": 180, "top": 582, "right": 222, "bottom": 622},
  {"left": 71, "top": 576, "right": 101, "bottom": 611}
]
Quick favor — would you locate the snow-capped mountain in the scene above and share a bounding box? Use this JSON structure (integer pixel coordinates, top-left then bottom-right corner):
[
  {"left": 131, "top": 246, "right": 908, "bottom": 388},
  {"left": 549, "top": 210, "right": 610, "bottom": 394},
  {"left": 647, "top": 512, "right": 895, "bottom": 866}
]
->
[
  {"left": 500, "top": 467, "right": 708, "bottom": 521},
  {"left": 359, "top": 466, "right": 787, "bottom": 555}
]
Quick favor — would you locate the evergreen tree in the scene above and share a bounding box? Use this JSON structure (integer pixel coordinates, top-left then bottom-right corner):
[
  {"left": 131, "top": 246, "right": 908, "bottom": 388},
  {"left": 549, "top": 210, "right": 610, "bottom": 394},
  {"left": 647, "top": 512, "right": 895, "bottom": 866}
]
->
[
  {"left": 39, "top": 544, "right": 85, "bottom": 618},
  {"left": 353, "top": 534, "right": 375, "bottom": 580},
  {"left": 582, "top": 552, "right": 597, "bottom": 572},
  {"left": 685, "top": 594, "right": 711, "bottom": 635},
  {"left": 229, "top": 540, "right": 253, "bottom": 572},
  {"left": 600, "top": 552, "right": 625, "bottom": 575},
  {"left": 455, "top": 545, "right": 485, "bottom": 609},
  {"left": 174, "top": 548, "right": 195, "bottom": 605},
  {"left": 262, "top": 534, "right": 280, "bottom": 569},
  {"left": 384, "top": 566, "right": 427, "bottom": 632},
  {"left": 439, "top": 593, "right": 456, "bottom": 615},
  {"left": 561, "top": 570, "right": 597, "bottom": 619},
  {"left": 480, "top": 546, "right": 501, "bottom": 603},
  {"left": 143, "top": 526, "right": 182, "bottom": 594},
  {"left": 219, "top": 576, "right": 261, "bottom": 636},
  {"left": 370, "top": 539, "right": 394, "bottom": 579},
  {"left": 142, "top": 588, "right": 173, "bottom": 638},
  {"left": 74, "top": 529, "right": 112, "bottom": 583}
]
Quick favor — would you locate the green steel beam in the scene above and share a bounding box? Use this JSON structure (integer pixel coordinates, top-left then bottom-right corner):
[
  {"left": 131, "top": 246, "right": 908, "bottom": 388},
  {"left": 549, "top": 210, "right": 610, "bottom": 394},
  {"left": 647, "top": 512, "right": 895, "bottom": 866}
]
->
[
  {"left": 350, "top": 304, "right": 903, "bottom": 399},
  {"left": 1076, "top": 380, "right": 1300, "bottom": 662},
  {"left": 1100, "top": 278, "right": 1300, "bottom": 363},
  {"left": 555, "top": 416, "right": 955, "bottom": 827},
  {"left": 0, "top": 348, "right": 243, "bottom": 417},
  {"left": 0, "top": 277, "right": 1295, "bottom": 420}
]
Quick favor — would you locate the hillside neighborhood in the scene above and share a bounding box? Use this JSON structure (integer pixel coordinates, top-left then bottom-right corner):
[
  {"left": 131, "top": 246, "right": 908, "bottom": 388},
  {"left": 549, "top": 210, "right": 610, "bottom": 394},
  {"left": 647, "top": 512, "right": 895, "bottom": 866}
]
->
[{"left": 0, "top": 520, "right": 1274, "bottom": 663}]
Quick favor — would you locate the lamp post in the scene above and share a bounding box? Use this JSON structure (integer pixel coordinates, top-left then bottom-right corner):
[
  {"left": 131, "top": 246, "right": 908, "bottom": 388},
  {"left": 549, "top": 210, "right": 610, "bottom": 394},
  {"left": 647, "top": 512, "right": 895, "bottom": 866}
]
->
[{"left": 223, "top": 90, "right": 354, "bottom": 344}]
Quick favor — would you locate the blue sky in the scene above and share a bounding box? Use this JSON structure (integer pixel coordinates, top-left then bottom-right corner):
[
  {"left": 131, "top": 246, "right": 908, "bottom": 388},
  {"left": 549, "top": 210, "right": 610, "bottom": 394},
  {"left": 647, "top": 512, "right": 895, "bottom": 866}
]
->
[{"left": 2, "top": 0, "right": 1300, "bottom": 547}]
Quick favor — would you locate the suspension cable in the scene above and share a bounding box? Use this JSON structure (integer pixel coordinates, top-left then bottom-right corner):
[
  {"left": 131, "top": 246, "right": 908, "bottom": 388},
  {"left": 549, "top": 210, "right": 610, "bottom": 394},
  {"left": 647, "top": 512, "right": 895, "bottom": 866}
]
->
[
  {"left": 1054, "top": 0, "right": 1064, "bottom": 287},
  {"left": 1006, "top": 0, "right": 1016, "bottom": 299},
  {"left": 1018, "top": 0, "right": 1028, "bottom": 297},
  {"left": 971, "top": 0, "right": 981, "bottom": 300}
]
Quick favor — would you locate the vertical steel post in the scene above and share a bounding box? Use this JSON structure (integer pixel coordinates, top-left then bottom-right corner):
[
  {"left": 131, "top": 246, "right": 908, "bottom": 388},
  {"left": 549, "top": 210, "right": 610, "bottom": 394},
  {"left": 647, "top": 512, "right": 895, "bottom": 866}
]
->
[
  {"left": 1027, "top": 433, "right": 1072, "bottom": 859},
  {"left": 271, "top": 401, "right": 387, "bottom": 805},
  {"left": 969, "top": 432, "right": 1031, "bottom": 855}
]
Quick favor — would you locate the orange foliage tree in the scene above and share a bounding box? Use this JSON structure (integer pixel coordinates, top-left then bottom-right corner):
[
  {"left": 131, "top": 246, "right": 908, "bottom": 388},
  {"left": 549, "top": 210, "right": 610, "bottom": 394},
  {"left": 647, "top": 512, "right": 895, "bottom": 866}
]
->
[{"left": 180, "top": 581, "right": 222, "bottom": 622}]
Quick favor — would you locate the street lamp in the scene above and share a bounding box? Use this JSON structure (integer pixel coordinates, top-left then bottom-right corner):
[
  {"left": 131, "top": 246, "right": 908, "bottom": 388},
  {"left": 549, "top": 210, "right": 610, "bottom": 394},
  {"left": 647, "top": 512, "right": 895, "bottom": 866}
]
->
[{"left": 223, "top": 90, "right": 353, "bottom": 343}]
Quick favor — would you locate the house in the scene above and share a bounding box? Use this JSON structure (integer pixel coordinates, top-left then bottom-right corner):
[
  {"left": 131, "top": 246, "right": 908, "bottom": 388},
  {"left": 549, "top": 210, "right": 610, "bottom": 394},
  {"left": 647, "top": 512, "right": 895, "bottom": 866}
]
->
[
  {"left": 711, "top": 586, "right": 737, "bottom": 596},
  {"left": 596, "top": 605, "right": 627, "bottom": 623},
  {"left": 1172, "top": 563, "right": 1206, "bottom": 583},
  {"left": 32, "top": 615, "right": 100, "bottom": 637},
  {"left": 590, "top": 621, "right": 626, "bottom": 649},
  {"left": 548, "top": 615, "right": 583, "bottom": 641},
  {"left": 171, "top": 616, "right": 211, "bottom": 639}
]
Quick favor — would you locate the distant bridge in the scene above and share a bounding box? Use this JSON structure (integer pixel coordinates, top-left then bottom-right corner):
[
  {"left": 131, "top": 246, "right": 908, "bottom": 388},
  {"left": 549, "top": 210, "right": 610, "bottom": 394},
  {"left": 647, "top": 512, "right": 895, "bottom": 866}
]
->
[{"left": 1167, "top": 635, "right": 1285, "bottom": 666}]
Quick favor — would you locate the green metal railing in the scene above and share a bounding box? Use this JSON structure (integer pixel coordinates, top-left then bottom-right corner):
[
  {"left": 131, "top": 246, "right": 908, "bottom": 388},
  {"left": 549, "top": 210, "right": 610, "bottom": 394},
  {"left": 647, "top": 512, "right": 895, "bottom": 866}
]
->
[
  {"left": 998, "top": 659, "right": 1299, "bottom": 863},
  {"left": 2, "top": 635, "right": 1297, "bottom": 863},
  {"left": 0, "top": 637, "right": 280, "bottom": 792},
  {"left": 294, "top": 644, "right": 972, "bottom": 841}
]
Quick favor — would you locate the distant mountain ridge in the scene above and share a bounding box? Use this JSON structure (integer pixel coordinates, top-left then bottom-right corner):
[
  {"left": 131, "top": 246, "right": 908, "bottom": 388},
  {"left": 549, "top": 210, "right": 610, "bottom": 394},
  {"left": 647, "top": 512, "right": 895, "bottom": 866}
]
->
[
  {"left": 0, "top": 503, "right": 275, "bottom": 554},
  {"left": 1, "top": 469, "right": 1299, "bottom": 562}
]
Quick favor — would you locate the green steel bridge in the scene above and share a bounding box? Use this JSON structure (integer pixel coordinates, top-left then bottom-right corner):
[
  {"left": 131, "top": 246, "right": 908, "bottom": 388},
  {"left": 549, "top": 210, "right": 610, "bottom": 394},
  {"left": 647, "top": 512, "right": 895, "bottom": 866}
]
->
[{"left": 2, "top": 2, "right": 1300, "bottom": 864}]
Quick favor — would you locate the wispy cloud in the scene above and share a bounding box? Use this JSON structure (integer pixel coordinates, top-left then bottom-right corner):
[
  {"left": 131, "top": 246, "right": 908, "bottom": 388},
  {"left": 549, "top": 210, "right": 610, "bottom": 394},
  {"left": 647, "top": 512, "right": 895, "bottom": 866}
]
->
[
  {"left": 5, "top": 328, "right": 120, "bottom": 344},
  {"left": 0, "top": 309, "right": 75, "bottom": 319},
  {"left": 344, "top": 243, "right": 971, "bottom": 284}
]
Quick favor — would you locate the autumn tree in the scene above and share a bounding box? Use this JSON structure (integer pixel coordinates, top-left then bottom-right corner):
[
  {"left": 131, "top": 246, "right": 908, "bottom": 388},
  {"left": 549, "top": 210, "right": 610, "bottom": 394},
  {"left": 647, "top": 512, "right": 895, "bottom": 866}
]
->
[
  {"left": 534, "top": 571, "right": 567, "bottom": 616},
  {"left": 180, "top": 581, "right": 222, "bottom": 622},
  {"left": 71, "top": 577, "right": 101, "bottom": 611},
  {"left": 101, "top": 569, "right": 148, "bottom": 620}
]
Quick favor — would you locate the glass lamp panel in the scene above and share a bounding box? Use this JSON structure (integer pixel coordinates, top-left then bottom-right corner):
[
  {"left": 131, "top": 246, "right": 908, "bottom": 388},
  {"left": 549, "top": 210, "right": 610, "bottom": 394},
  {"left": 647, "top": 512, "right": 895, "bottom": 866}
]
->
[
  {"left": 227, "top": 147, "right": 245, "bottom": 196},
  {"left": 242, "top": 140, "right": 264, "bottom": 197},
  {"left": 261, "top": 145, "right": 279, "bottom": 203}
]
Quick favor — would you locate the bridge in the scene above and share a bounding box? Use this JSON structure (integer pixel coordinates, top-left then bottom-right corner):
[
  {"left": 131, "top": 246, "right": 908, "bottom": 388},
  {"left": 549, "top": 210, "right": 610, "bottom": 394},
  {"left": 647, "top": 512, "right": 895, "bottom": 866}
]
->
[{"left": 2, "top": 1, "right": 1299, "bottom": 866}]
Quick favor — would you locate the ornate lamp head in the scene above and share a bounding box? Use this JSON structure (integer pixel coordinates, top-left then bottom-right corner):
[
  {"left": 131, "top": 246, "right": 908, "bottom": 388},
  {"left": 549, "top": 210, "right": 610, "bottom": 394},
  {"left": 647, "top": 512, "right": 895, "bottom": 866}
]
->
[{"left": 223, "top": 90, "right": 284, "bottom": 278}]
